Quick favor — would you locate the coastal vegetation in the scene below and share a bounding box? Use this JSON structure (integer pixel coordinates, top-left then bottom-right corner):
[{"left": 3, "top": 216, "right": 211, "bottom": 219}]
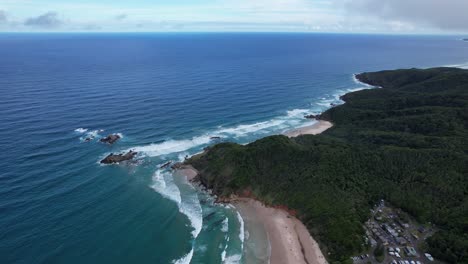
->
[{"left": 188, "top": 68, "right": 468, "bottom": 263}]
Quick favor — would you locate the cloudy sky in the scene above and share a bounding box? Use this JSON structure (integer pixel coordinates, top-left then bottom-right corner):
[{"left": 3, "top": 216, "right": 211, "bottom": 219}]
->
[{"left": 0, "top": 0, "right": 467, "bottom": 33}]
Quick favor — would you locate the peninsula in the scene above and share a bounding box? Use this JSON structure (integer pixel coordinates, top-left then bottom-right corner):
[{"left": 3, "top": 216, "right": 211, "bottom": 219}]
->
[{"left": 187, "top": 68, "right": 468, "bottom": 263}]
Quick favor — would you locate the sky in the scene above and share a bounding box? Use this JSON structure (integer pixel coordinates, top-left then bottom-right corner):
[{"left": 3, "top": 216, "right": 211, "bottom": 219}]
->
[{"left": 0, "top": 0, "right": 467, "bottom": 34}]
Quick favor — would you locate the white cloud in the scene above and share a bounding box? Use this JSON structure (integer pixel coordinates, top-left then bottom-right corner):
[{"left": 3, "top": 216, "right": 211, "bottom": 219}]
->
[
  {"left": 340, "top": 0, "right": 468, "bottom": 32},
  {"left": 1, "top": 0, "right": 467, "bottom": 33}
]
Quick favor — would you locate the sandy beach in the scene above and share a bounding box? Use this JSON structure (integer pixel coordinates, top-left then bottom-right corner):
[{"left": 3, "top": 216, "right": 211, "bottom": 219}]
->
[
  {"left": 234, "top": 198, "right": 328, "bottom": 264},
  {"left": 177, "top": 165, "right": 328, "bottom": 264},
  {"left": 283, "top": 120, "right": 333, "bottom": 137},
  {"left": 177, "top": 122, "right": 331, "bottom": 264}
]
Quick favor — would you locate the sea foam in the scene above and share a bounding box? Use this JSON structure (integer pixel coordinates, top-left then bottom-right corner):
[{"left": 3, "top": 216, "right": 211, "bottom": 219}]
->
[
  {"left": 221, "top": 217, "right": 229, "bottom": 233},
  {"left": 128, "top": 108, "right": 315, "bottom": 159},
  {"left": 236, "top": 211, "right": 245, "bottom": 251},
  {"left": 152, "top": 169, "right": 202, "bottom": 238},
  {"left": 74, "top": 128, "right": 88, "bottom": 133},
  {"left": 172, "top": 249, "right": 193, "bottom": 264},
  {"left": 151, "top": 170, "right": 182, "bottom": 205},
  {"left": 130, "top": 136, "right": 211, "bottom": 157}
]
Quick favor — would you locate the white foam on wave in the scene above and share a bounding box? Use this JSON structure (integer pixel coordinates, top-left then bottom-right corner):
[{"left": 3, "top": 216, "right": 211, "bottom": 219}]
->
[
  {"left": 217, "top": 119, "right": 285, "bottom": 137},
  {"left": 155, "top": 169, "right": 203, "bottom": 264},
  {"left": 130, "top": 136, "right": 212, "bottom": 157},
  {"left": 86, "top": 130, "right": 101, "bottom": 138},
  {"left": 286, "top": 108, "right": 310, "bottom": 118},
  {"left": 221, "top": 217, "right": 229, "bottom": 233},
  {"left": 127, "top": 107, "right": 313, "bottom": 158},
  {"left": 180, "top": 181, "right": 203, "bottom": 238},
  {"left": 78, "top": 129, "right": 105, "bottom": 142},
  {"left": 74, "top": 128, "right": 88, "bottom": 133},
  {"left": 152, "top": 169, "right": 202, "bottom": 238},
  {"left": 223, "top": 254, "right": 242, "bottom": 264},
  {"left": 151, "top": 170, "right": 182, "bottom": 205},
  {"left": 221, "top": 235, "right": 229, "bottom": 262},
  {"left": 172, "top": 249, "right": 193, "bottom": 264},
  {"left": 236, "top": 211, "right": 245, "bottom": 251}
]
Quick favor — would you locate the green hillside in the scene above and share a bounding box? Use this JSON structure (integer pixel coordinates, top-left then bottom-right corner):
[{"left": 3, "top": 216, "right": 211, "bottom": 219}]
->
[{"left": 188, "top": 68, "right": 468, "bottom": 263}]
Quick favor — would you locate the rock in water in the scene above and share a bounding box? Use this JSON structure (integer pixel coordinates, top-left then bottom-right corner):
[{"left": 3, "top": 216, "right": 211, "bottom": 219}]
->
[
  {"left": 100, "top": 134, "right": 121, "bottom": 144},
  {"left": 304, "top": 114, "right": 317, "bottom": 119},
  {"left": 100, "top": 150, "right": 137, "bottom": 164}
]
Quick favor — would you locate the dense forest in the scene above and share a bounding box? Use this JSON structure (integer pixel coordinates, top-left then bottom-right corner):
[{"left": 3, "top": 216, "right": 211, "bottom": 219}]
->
[{"left": 188, "top": 68, "right": 468, "bottom": 263}]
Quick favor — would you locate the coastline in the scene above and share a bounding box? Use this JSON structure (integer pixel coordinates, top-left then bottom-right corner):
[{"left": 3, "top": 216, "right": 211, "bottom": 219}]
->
[
  {"left": 173, "top": 72, "right": 378, "bottom": 263},
  {"left": 177, "top": 133, "right": 331, "bottom": 264},
  {"left": 233, "top": 198, "right": 328, "bottom": 264},
  {"left": 283, "top": 120, "right": 333, "bottom": 137}
]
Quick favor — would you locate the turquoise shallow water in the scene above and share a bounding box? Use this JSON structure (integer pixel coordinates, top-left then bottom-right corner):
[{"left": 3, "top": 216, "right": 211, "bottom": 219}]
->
[{"left": 0, "top": 33, "right": 467, "bottom": 264}]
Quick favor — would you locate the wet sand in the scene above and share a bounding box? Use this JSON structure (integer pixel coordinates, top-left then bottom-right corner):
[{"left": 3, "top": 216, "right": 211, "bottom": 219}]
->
[{"left": 234, "top": 198, "right": 328, "bottom": 264}]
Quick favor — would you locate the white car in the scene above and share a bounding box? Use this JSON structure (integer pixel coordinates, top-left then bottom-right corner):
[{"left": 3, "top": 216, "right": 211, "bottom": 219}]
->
[{"left": 425, "top": 253, "right": 434, "bottom": 261}]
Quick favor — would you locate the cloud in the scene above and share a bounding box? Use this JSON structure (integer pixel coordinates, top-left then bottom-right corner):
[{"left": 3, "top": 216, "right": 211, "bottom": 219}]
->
[
  {"left": 115, "top": 14, "right": 127, "bottom": 21},
  {"left": 0, "top": 10, "right": 7, "bottom": 23},
  {"left": 342, "top": 0, "right": 468, "bottom": 31},
  {"left": 24, "top": 11, "right": 63, "bottom": 28}
]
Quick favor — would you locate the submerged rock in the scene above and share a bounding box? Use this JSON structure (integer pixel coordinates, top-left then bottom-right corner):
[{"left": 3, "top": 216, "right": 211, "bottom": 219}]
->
[
  {"left": 100, "top": 134, "right": 121, "bottom": 144},
  {"left": 160, "top": 161, "right": 172, "bottom": 169},
  {"left": 100, "top": 150, "right": 137, "bottom": 164}
]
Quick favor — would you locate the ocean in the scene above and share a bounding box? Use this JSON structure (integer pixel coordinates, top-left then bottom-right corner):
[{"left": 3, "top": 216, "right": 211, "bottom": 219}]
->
[{"left": 0, "top": 33, "right": 467, "bottom": 264}]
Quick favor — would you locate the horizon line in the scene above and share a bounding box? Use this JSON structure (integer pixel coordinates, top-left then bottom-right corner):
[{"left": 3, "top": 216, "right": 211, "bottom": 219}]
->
[{"left": 0, "top": 31, "right": 465, "bottom": 37}]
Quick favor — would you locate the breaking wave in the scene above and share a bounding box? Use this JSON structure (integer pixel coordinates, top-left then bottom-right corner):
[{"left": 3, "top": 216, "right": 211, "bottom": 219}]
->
[
  {"left": 221, "top": 217, "right": 229, "bottom": 233},
  {"left": 154, "top": 169, "right": 202, "bottom": 264},
  {"left": 74, "top": 128, "right": 88, "bottom": 133},
  {"left": 134, "top": 74, "right": 377, "bottom": 263},
  {"left": 151, "top": 170, "right": 182, "bottom": 205},
  {"left": 172, "top": 249, "right": 193, "bottom": 264},
  {"left": 236, "top": 211, "right": 245, "bottom": 251}
]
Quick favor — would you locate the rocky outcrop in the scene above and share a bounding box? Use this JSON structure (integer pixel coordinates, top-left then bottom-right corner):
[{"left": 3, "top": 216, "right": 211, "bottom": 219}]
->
[
  {"left": 100, "top": 134, "right": 121, "bottom": 144},
  {"left": 160, "top": 161, "right": 172, "bottom": 169},
  {"left": 304, "top": 114, "right": 318, "bottom": 119},
  {"left": 171, "top": 162, "right": 184, "bottom": 170},
  {"left": 100, "top": 150, "right": 137, "bottom": 164}
]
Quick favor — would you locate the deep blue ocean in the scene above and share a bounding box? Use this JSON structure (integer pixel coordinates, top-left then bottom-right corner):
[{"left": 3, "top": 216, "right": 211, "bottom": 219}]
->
[{"left": 0, "top": 33, "right": 467, "bottom": 264}]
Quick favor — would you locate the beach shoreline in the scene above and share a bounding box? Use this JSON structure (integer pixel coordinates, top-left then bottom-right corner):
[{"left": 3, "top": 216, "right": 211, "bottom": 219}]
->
[
  {"left": 176, "top": 165, "right": 329, "bottom": 264},
  {"left": 175, "top": 120, "right": 333, "bottom": 263},
  {"left": 283, "top": 120, "right": 333, "bottom": 137},
  {"left": 233, "top": 198, "right": 328, "bottom": 264}
]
